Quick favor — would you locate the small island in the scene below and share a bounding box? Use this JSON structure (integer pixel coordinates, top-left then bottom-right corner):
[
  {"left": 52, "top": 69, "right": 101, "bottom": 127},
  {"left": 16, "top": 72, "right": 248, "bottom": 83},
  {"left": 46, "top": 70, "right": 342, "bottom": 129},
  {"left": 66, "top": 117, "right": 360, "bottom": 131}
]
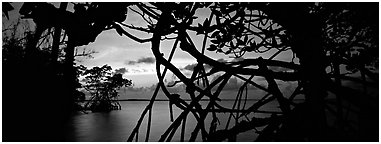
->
[{"left": 77, "top": 64, "right": 132, "bottom": 112}]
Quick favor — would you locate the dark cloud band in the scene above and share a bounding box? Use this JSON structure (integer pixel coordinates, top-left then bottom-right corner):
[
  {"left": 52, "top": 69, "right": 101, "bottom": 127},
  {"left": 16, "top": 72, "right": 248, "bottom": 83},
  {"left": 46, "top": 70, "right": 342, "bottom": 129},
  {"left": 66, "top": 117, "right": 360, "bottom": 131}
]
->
[{"left": 125, "top": 57, "right": 156, "bottom": 65}]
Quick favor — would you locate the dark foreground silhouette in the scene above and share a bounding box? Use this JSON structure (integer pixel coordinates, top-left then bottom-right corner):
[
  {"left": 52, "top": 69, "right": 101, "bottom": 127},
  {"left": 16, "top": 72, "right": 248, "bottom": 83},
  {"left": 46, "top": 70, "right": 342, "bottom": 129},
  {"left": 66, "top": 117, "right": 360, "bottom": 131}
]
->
[{"left": 2, "top": 2, "right": 378, "bottom": 142}]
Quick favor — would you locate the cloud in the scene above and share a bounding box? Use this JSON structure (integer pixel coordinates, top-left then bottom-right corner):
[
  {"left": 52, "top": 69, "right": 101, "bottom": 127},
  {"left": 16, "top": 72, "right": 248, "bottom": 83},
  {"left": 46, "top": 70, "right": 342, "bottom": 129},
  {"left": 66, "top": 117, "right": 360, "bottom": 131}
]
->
[
  {"left": 121, "top": 68, "right": 157, "bottom": 75},
  {"left": 256, "top": 77, "right": 267, "bottom": 82},
  {"left": 181, "top": 63, "right": 213, "bottom": 71},
  {"left": 114, "top": 68, "right": 127, "bottom": 74},
  {"left": 182, "top": 63, "right": 198, "bottom": 71},
  {"left": 267, "top": 66, "right": 291, "bottom": 72},
  {"left": 231, "top": 57, "right": 244, "bottom": 62},
  {"left": 216, "top": 58, "right": 227, "bottom": 63},
  {"left": 137, "top": 57, "right": 155, "bottom": 63},
  {"left": 126, "top": 61, "right": 137, "bottom": 65},
  {"left": 131, "top": 69, "right": 142, "bottom": 73},
  {"left": 125, "top": 57, "right": 156, "bottom": 65},
  {"left": 180, "top": 58, "right": 230, "bottom": 72}
]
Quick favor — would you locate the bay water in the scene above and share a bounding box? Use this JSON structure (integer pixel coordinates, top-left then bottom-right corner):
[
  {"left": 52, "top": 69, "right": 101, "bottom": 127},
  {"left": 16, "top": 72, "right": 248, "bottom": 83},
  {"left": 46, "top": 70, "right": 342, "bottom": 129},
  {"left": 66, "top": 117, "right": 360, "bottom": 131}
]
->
[{"left": 65, "top": 90, "right": 281, "bottom": 142}]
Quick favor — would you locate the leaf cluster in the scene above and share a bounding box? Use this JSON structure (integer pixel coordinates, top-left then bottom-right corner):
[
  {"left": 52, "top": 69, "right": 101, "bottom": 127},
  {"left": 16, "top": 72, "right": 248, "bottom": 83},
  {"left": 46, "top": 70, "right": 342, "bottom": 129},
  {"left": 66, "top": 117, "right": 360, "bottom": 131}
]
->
[{"left": 80, "top": 64, "right": 132, "bottom": 98}]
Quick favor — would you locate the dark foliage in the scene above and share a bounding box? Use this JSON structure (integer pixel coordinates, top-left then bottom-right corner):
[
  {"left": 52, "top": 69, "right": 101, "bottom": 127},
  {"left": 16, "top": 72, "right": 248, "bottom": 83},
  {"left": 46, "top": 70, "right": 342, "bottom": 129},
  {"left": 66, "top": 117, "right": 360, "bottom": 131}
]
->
[
  {"left": 2, "top": 2, "right": 378, "bottom": 142},
  {"left": 119, "top": 2, "right": 378, "bottom": 142},
  {"left": 3, "top": 2, "right": 131, "bottom": 141},
  {"left": 80, "top": 64, "right": 132, "bottom": 112}
]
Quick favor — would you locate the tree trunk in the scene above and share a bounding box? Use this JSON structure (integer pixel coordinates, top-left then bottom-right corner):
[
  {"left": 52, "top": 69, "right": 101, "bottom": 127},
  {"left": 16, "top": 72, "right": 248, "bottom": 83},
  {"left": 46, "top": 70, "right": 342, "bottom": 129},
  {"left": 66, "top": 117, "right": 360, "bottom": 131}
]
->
[
  {"left": 51, "top": 2, "right": 68, "bottom": 69},
  {"left": 63, "top": 35, "right": 76, "bottom": 116},
  {"left": 259, "top": 3, "right": 329, "bottom": 141}
]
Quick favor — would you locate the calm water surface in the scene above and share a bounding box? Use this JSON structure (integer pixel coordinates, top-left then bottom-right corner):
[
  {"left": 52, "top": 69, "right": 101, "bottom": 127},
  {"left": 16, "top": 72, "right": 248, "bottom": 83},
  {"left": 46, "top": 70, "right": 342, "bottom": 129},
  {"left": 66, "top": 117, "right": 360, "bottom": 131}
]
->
[{"left": 65, "top": 92, "right": 281, "bottom": 142}]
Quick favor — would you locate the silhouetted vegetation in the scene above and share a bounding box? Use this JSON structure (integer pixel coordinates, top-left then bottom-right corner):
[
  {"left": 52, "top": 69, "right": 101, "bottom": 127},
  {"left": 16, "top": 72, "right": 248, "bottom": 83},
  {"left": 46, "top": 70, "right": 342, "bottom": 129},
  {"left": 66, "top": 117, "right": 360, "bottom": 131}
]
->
[
  {"left": 79, "top": 64, "right": 132, "bottom": 112},
  {"left": 2, "top": 2, "right": 378, "bottom": 142},
  {"left": 2, "top": 2, "right": 131, "bottom": 141},
  {"left": 115, "top": 2, "right": 377, "bottom": 142}
]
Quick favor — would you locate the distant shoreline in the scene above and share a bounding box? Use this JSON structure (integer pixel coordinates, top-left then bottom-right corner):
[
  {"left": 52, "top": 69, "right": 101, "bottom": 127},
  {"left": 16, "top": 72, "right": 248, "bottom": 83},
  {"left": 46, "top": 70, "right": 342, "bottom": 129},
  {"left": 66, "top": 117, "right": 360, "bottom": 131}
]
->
[
  {"left": 80, "top": 99, "right": 264, "bottom": 102},
  {"left": 80, "top": 99, "right": 306, "bottom": 102}
]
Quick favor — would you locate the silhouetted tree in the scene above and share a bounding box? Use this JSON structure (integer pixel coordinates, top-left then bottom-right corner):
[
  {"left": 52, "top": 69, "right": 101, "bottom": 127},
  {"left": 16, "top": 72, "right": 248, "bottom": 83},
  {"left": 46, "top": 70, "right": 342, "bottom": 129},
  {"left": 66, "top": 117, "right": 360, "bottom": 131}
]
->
[
  {"left": 2, "top": 2, "right": 130, "bottom": 141},
  {"left": 80, "top": 64, "right": 132, "bottom": 112},
  {"left": 3, "top": 2, "right": 377, "bottom": 142},
  {"left": 108, "top": 2, "right": 377, "bottom": 142}
]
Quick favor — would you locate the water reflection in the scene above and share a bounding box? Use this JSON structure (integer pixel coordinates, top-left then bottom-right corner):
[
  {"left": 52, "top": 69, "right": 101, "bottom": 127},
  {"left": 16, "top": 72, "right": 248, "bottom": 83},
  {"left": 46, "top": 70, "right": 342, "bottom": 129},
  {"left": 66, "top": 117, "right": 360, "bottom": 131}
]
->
[{"left": 66, "top": 100, "right": 279, "bottom": 142}]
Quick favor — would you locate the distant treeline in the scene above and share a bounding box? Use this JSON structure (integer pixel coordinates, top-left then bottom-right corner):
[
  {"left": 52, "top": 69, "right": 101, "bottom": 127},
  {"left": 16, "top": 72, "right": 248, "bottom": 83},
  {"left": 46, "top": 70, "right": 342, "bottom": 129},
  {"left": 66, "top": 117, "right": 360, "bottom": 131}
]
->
[{"left": 78, "top": 98, "right": 305, "bottom": 102}]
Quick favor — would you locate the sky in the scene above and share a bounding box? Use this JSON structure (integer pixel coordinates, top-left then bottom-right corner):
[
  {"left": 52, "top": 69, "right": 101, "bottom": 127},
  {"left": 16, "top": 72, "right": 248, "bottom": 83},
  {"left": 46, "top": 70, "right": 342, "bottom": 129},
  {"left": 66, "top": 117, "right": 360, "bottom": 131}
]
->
[{"left": 3, "top": 2, "right": 296, "bottom": 87}]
